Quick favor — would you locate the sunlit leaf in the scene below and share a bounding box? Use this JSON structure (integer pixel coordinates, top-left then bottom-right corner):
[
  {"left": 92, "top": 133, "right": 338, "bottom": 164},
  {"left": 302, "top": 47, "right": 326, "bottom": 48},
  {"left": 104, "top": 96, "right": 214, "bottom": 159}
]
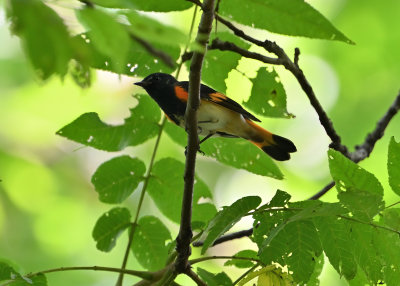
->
[
  {"left": 91, "top": 156, "right": 146, "bottom": 204},
  {"left": 313, "top": 216, "right": 356, "bottom": 280},
  {"left": 328, "top": 149, "right": 384, "bottom": 221},
  {"left": 57, "top": 94, "right": 161, "bottom": 151},
  {"left": 380, "top": 208, "right": 400, "bottom": 231},
  {"left": 259, "top": 189, "right": 291, "bottom": 210},
  {"left": 90, "top": 0, "right": 135, "bottom": 8},
  {"left": 77, "top": 8, "right": 130, "bottom": 73},
  {"left": 131, "top": 216, "right": 172, "bottom": 271},
  {"left": 147, "top": 158, "right": 216, "bottom": 227},
  {"left": 7, "top": 0, "right": 72, "bottom": 79},
  {"left": 196, "top": 268, "right": 232, "bottom": 286},
  {"left": 200, "top": 196, "right": 262, "bottom": 254},
  {"left": 128, "top": 0, "right": 193, "bottom": 12},
  {"left": 201, "top": 32, "right": 251, "bottom": 93},
  {"left": 307, "top": 255, "right": 324, "bottom": 286},
  {"left": 224, "top": 250, "right": 258, "bottom": 268},
  {"left": 92, "top": 207, "right": 131, "bottom": 252},
  {"left": 244, "top": 67, "right": 292, "bottom": 118},
  {"left": 164, "top": 122, "right": 283, "bottom": 179},
  {"left": 219, "top": 0, "right": 353, "bottom": 44},
  {"left": 388, "top": 136, "right": 400, "bottom": 196}
]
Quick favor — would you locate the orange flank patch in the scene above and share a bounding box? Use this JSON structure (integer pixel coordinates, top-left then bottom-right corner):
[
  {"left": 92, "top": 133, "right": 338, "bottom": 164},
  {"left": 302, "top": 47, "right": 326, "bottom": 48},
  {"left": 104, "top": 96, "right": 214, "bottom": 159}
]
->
[
  {"left": 174, "top": 86, "right": 188, "bottom": 102},
  {"left": 209, "top": 92, "right": 227, "bottom": 102}
]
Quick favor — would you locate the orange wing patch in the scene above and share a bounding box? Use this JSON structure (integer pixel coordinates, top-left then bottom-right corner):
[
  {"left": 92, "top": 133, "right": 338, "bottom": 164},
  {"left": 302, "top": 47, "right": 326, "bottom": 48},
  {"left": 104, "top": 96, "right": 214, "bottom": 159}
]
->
[
  {"left": 174, "top": 86, "right": 188, "bottom": 102},
  {"left": 209, "top": 92, "right": 227, "bottom": 102}
]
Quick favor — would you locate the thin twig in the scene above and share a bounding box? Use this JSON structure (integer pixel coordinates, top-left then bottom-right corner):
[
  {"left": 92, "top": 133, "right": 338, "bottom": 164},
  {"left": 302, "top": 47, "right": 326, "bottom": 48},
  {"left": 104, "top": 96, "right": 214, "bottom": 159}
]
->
[
  {"left": 308, "top": 181, "right": 336, "bottom": 200},
  {"left": 232, "top": 263, "right": 261, "bottom": 286},
  {"left": 193, "top": 227, "right": 253, "bottom": 247},
  {"left": 129, "top": 34, "right": 175, "bottom": 68},
  {"left": 175, "top": 0, "right": 216, "bottom": 274},
  {"left": 116, "top": 117, "right": 167, "bottom": 286}
]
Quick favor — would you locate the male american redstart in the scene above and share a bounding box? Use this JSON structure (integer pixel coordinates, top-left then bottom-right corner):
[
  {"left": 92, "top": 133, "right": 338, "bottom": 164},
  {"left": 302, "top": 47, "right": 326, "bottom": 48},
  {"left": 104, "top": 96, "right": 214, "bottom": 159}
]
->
[{"left": 135, "top": 73, "right": 296, "bottom": 161}]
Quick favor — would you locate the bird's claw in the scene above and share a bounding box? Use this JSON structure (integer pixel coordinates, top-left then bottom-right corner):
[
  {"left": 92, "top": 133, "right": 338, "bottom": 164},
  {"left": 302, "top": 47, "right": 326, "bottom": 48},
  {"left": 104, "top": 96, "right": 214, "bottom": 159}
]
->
[{"left": 184, "top": 146, "right": 205, "bottom": 156}]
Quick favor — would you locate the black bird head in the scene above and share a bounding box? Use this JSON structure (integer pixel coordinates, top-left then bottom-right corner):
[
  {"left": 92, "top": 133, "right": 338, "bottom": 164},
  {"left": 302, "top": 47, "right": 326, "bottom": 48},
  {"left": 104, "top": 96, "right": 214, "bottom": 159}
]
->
[{"left": 134, "top": 73, "right": 178, "bottom": 97}]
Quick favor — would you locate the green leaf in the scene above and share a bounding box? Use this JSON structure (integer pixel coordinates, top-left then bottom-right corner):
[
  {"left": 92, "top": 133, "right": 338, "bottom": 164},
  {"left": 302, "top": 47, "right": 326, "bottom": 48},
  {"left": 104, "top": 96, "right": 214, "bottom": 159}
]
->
[
  {"left": 91, "top": 156, "right": 146, "bottom": 203},
  {"left": 124, "top": 11, "right": 187, "bottom": 48},
  {"left": 0, "top": 262, "right": 18, "bottom": 282},
  {"left": 219, "top": 0, "right": 353, "bottom": 44},
  {"left": 128, "top": 0, "right": 193, "bottom": 12},
  {"left": 92, "top": 207, "right": 131, "bottom": 252},
  {"left": 57, "top": 94, "right": 161, "bottom": 151},
  {"left": 244, "top": 67, "right": 292, "bottom": 118},
  {"left": 307, "top": 255, "right": 324, "bottom": 286},
  {"left": 388, "top": 137, "right": 400, "bottom": 196},
  {"left": 258, "top": 220, "right": 322, "bottom": 284},
  {"left": 77, "top": 8, "right": 130, "bottom": 73},
  {"left": 289, "top": 202, "right": 347, "bottom": 222},
  {"left": 313, "top": 216, "right": 356, "bottom": 280},
  {"left": 202, "top": 32, "right": 251, "bottom": 93},
  {"left": 72, "top": 32, "right": 179, "bottom": 76},
  {"left": 372, "top": 229, "right": 400, "bottom": 286},
  {"left": 165, "top": 122, "right": 283, "bottom": 179},
  {"left": 380, "top": 208, "right": 400, "bottom": 231},
  {"left": 9, "top": 274, "right": 47, "bottom": 286},
  {"left": 260, "top": 189, "right": 291, "bottom": 209},
  {"left": 131, "top": 216, "right": 172, "bottom": 271},
  {"left": 147, "top": 158, "right": 216, "bottom": 226},
  {"left": 8, "top": 0, "right": 72, "bottom": 79},
  {"left": 89, "top": 0, "right": 135, "bottom": 8},
  {"left": 69, "top": 60, "right": 91, "bottom": 89},
  {"left": 328, "top": 149, "right": 384, "bottom": 221},
  {"left": 224, "top": 250, "right": 258, "bottom": 268},
  {"left": 200, "top": 196, "right": 262, "bottom": 254},
  {"left": 196, "top": 268, "right": 232, "bottom": 286},
  {"left": 349, "top": 224, "right": 383, "bottom": 283}
]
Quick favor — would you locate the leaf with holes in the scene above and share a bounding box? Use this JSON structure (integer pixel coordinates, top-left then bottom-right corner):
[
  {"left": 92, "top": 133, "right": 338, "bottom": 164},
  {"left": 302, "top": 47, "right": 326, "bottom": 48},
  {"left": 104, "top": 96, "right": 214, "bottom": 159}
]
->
[
  {"left": 77, "top": 8, "right": 130, "bottom": 73},
  {"left": 328, "top": 149, "right": 384, "bottom": 221},
  {"left": 0, "top": 262, "right": 18, "bottom": 282},
  {"left": 91, "top": 156, "right": 146, "bottom": 204},
  {"left": 147, "top": 158, "right": 216, "bottom": 227},
  {"left": 244, "top": 67, "right": 292, "bottom": 118},
  {"left": 388, "top": 137, "right": 400, "bottom": 196},
  {"left": 57, "top": 94, "right": 161, "bottom": 151},
  {"left": 131, "top": 216, "right": 172, "bottom": 271},
  {"left": 219, "top": 0, "right": 353, "bottom": 44},
  {"left": 92, "top": 207, "right": 131, "bottom": 252},
  {"left": 313, "top": 216, "right": 356, "bottom": 280},
  {"left": 200, "top": 196, "right": 262, "bottom": 254},
  {"left": 8, "top": 0, "right": 72, "bottom": 79}
]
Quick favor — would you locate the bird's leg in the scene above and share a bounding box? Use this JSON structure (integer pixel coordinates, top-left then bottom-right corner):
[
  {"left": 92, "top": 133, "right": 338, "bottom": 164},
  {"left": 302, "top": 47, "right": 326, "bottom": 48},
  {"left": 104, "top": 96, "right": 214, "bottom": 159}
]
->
[{"left": 184, "top": 133, "right": 214, "bottom": 156}]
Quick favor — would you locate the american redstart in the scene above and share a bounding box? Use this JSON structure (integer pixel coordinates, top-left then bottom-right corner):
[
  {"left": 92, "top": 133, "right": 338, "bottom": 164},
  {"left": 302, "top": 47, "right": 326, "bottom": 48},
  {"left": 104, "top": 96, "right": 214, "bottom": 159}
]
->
[{"left": 135, "top": 73, "right": 296, "bottom": 161}]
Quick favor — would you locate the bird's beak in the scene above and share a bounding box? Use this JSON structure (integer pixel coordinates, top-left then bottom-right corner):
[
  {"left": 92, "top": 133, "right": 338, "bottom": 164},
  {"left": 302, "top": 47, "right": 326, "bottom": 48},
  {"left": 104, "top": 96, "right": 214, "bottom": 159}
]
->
[{"left": 134, "top": 80, "right": 151, "bottom": 87}]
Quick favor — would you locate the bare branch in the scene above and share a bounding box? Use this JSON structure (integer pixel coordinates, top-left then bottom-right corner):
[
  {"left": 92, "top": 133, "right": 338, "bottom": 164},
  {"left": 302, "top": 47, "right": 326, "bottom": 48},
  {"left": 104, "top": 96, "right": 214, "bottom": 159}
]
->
[
  {"left": 193, "top": 227, "right": 253, "bottom": 247},
  {"left": 175, "top": 0, "right": 216, "bottom": 274},
  {"left": 186, "top": 269, "right": 207, "bottom": 286}
]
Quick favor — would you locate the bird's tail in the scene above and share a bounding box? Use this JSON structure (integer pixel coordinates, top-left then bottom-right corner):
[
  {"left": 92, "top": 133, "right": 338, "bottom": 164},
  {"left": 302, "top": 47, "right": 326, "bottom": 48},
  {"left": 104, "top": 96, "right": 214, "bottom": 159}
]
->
[{"left": 245, "top": 119, "right": 297, "bottom": 161}]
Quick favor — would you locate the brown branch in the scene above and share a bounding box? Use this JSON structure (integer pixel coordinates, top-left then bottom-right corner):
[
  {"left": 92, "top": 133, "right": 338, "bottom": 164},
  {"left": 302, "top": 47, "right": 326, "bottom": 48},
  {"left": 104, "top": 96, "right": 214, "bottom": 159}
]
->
[
  {"left": 193, "top": 227, "right": 253, "bottom": 247},
  {"left": 175, "top": 0, "right": 215, "bottom": 274},
  {"left": 129, "top": 34, "right": 175, "bottom": 68}
]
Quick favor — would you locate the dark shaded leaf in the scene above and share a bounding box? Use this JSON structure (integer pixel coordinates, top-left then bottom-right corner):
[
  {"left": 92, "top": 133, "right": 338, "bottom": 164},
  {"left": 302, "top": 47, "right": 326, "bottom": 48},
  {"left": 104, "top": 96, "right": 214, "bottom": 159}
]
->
[
  {"left": 196, "top": 268, "right": 232, "bottom": 286},
  {"left": 92, "top": 207, "right": 131, "bottom": 252},
  {"left": 328, "top": 149, "right": 384, "bottom": 221},
  {"left": 9, "top": 274, "right": 47, "bottom": 286},
  {"left": 147, "top": 158, "right": 216, "bottom": 227},
  {"left": 0, "top": 262, "right": 18, "bottom": 282},
  {"left": 8, "top": 0, "right": 72, "bottom": 79},
  {"left": 77, "top": 8, "right": 130, "bottom": 73},
  {"left": 91, "top": 156, "right": 146, "bottom": 203},
  {"left": 200, "top": 196, "right": 262, "bottom": 254},
  {"left": 131, "top": 216, "right": 172, "bottom": 271},
  {"left": 57, "top": 94, "right": 161, "bottom": 151},
  {"left": 219, "top": 0, "right": 353, "bottom": 44}
]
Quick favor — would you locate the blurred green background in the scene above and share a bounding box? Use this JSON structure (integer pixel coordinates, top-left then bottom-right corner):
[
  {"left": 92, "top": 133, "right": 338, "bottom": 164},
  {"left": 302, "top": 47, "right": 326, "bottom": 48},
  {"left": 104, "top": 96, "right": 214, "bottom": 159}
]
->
[{"left": 1, "top": 0, "right": 399, "bottom": 285}]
